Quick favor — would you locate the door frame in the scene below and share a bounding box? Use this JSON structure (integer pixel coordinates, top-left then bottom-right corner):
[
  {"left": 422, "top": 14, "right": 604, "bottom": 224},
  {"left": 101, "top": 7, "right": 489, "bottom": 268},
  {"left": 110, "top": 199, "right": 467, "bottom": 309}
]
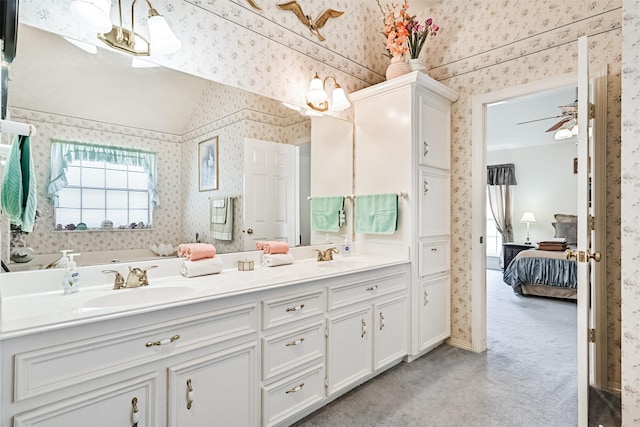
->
[{"left": 469, "top": 69, "right": 608, "bottom": 387}]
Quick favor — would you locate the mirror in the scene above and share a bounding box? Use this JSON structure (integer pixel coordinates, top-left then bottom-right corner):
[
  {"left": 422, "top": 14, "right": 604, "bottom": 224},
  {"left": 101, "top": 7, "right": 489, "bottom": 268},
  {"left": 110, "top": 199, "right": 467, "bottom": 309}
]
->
[{"left": 3, "top": 24, "right": 316, "bottom": 271}]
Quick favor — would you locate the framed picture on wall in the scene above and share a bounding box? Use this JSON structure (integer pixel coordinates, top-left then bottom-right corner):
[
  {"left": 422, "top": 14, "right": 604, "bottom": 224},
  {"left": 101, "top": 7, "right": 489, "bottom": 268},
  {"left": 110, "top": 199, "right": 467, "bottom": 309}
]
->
[{"left": 198, "top": 136, "right": 219, "bottom": 191}]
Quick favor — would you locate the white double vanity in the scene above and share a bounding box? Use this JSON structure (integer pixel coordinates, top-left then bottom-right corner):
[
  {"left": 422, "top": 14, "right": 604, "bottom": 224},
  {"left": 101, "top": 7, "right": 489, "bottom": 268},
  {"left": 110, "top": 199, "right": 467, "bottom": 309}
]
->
[{"left": 0, "top": 73, "right": 457, "bottom": 426}]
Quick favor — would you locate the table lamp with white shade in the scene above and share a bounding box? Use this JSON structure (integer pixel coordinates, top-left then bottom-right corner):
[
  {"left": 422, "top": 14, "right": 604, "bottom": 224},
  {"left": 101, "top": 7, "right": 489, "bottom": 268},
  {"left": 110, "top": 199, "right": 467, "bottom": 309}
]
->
[{"left": 521, "top": 211, "right": 536, "bottom": 245}]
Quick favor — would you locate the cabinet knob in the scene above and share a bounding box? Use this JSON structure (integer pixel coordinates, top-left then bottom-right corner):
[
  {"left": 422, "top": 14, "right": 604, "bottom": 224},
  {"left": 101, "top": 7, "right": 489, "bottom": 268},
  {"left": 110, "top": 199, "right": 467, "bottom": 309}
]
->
[
  {"left": 285, "top": 303, "right": 305, "bottom": 312},
  {"left": 423, "top": 180, "right": 429, "bottom": 195},
  {"left": 145, "top": 334, "right": 180, "bottom": 348},
  {"left": 431, "top": 247, "right": 439, "bottom": 252},
  {"left": 285, "top": 383, "right": 305, "bottom": 394},
  {"left": 365, "top": 285, "right": 378, "bottom": 292},
  {"left": 131, "top": 397, "right": 139, "bottom": 427},
  {"left": 285, "top": 337, "right": 305, "bottom": 347},
  {"left": 424, "top": 290, "right": 429, "bottom": 306},
  {"left": 361, "top": 318, "right": 367, "bottom": 338},
  {"left": 186, "top": 378, "right": 194, "bottom": 410},
  {"left": 379, "top": 312, "right": 385, "bottom": 331},
  {"left": 423, "top": 141, "right": 429, "bottom": 157}
]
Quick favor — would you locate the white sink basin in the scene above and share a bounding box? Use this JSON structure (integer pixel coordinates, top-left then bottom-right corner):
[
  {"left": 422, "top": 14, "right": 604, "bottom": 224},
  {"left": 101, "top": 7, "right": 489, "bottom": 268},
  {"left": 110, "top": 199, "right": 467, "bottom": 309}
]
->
[
  {"left": 82, "top": 285, "right": 198, "bottom": 308},
  {"left": 314, "top": 257, "right": 371, "bottom": 269}
]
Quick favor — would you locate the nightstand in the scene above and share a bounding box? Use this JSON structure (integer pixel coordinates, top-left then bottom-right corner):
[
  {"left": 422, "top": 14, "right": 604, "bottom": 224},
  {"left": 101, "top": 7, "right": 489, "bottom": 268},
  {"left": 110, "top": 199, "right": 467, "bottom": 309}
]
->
[{"left": 502, "top": 243, "right": 534, "bottom": 271}]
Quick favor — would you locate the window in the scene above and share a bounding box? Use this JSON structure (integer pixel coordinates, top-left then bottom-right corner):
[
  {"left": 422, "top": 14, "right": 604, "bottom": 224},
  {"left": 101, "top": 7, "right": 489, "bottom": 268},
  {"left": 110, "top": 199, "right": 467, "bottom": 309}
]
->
[
  {"left": 48, "top": 141, "right": 158, "bottom": 229},
  {"left": 486, "top": 192, "right": 502, "bottom": 257}
]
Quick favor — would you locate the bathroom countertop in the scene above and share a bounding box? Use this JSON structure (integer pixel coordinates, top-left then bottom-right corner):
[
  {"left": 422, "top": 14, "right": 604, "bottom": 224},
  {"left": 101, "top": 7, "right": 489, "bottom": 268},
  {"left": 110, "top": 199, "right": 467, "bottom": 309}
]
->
[{"left": 0, "top": 254, "right": 409, "bottom": 340}]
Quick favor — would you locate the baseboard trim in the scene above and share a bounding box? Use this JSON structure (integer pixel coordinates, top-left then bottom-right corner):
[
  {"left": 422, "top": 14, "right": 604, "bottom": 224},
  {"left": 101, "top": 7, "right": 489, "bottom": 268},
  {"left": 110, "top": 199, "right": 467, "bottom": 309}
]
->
[{"left": 446, "top": 337, "right": 473, "bottom": 351}]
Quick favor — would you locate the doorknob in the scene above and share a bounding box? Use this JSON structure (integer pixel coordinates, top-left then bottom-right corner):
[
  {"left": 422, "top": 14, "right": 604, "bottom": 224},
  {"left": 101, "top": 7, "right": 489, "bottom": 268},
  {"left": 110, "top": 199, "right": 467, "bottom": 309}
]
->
[
  {"left": 588, "top": 251, "right": 602, "bottom": 262},
  {"left": 245, "top": 228, "right": 254, "bottom": 234}
]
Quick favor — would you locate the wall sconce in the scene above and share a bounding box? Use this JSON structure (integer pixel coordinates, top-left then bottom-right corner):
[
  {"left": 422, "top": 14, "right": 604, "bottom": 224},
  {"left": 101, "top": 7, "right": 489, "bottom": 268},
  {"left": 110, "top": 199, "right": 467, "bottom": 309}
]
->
[
  {"left": 70, "top": 0, "right": 181, "bottom": 56},
  {"left": 306, "top": 73, "right": 351, "bottom": 113},
  {"left": 520, "top": 211, "right": 536, "bottom": 245}
]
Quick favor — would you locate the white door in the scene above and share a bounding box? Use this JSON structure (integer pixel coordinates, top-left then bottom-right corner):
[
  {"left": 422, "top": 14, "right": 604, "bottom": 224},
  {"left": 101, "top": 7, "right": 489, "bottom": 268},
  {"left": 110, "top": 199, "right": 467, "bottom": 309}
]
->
[
  {"left": 575, "top": 35, "right": 604, "bottom": 426},
  {"left": 243, "top": 138, "right": 295, "bottom": 251}
]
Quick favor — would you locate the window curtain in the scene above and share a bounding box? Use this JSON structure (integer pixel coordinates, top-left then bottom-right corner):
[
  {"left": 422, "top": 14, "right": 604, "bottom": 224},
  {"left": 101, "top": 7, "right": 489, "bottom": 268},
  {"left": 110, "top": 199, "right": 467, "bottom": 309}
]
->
[
  {"left": 47, "top": 141, "right": 159, "bottom": 207},
  {"left": 487, "top": 163, "right": 516, "bottom": 243}
]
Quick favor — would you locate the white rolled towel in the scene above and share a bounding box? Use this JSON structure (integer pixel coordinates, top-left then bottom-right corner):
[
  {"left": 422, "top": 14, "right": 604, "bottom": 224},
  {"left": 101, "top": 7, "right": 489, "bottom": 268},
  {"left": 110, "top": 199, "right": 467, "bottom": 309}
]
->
[
  {"left": 261, "top": 253, "right": 295, "bottom": 267},
  {"left": 180, "top": 257, "right": 224, "bottom": 278}
]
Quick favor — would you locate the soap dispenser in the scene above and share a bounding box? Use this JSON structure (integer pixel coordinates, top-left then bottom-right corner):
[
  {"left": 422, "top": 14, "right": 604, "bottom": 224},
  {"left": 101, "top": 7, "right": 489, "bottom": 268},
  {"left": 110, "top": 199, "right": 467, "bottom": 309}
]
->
[
  {"left": 61, "top": 253, "right": 81, "bottom": 295},
  {"left": 55, "top": 249, "right": 73, "bottom": 269},
  {"left": 341, "top": 235, "right": 351, "bottom": 257}
]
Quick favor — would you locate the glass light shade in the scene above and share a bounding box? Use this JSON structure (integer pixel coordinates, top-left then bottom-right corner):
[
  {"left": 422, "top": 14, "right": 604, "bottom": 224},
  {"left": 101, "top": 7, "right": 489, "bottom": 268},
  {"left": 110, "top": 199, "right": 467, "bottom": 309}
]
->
[
  {"left": 571, "top": 124, "right": 579, "bottom": 136},
  {"left": 70, "top": 0, "right": 112, "bottom": 33},
  {"left": 307, "top": 76, "right": 328, "bottom": 105},
  {"left": 331, "top": 86, "right": 350, "bottom": 112},
  {"left": 554, "top": 128, "right": 573, "bottom": 140},
  {"left": 520, "top": 212, "right": 536, "bottom": 223},
  {"left": 147, "top": 15, "right": 182, "bottom": 55},
  {"left": 63, "top": 36, "right": 98, "bottom": 54}
]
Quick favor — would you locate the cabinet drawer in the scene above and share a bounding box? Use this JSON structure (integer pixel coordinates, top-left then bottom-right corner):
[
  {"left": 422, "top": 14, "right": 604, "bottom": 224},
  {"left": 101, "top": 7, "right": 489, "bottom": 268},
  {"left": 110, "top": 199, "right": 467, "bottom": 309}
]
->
[
  {"left": 262, "top": 322, "right": 325, "bottom": 381},
  {"left": 262, "top": 364, "right": 325, "bottom": 427},
  {"left": 13, "top": 303, "right": 257, "bottom": 402},
  {"left": 328, "top": 272, "right": 407, "bottom": 311},
  {"left": 262, "top": 290, "right": 324, "bottom": 330},
  {"left": 418, "top": 240, "right": 450, "bottom": 277}
]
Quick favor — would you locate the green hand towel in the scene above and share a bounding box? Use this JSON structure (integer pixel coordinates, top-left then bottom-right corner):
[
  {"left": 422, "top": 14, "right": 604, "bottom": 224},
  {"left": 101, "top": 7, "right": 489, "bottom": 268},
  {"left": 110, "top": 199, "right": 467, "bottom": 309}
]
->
[
  {"left": 211, "top": 197, "right": 234, "bottom": 241},
  {"left": 311, "top": 196, "right": 345, "bottom": 232},
  {"left": 1, "top": 135, "right": 37, "bottom": 232},
  {"left": 354, "top": 194, "right": 398, "bottom": 234}
]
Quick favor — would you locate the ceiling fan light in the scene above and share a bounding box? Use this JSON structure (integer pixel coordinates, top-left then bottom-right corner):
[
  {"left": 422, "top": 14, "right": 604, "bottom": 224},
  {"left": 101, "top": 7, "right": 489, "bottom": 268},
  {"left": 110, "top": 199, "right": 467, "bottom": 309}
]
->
[
  {"left": 555, "top": 128, "right": 573, "bottom": 140},
  {"left": 147, "top": 13, "right": 182, "bottom": 55},
  {"left": 70, "top": 0, "right": 112, "bottom": 33}
]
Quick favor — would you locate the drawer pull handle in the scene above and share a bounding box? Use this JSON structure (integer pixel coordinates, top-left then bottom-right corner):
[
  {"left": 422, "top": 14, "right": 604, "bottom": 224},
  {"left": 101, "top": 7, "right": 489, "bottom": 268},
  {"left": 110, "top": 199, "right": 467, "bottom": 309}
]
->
[
  {"left": 379, "top": 312, "right": 385, "bottom": 331},
  {"left": 424, "top": 179, "right": 429, "bottom": 195},
  {"left": 286, "top": 337, "right": 305, "bottom": 346},
  {"left": 186, "top": 378, "right": 194, "bottom": 409},
  {"left": 285, "top": 303, "right": 305, "bottom": 312},
  {"left": 285, "top": 383, "right": 305, "bottom": 394},
  {"left": 424, "top": 141, "right": 429, "bottom": 157},
  {"left": 424, "top": 290, "right": 429, "bottom": 306},
  {"left": 431, "top": 247, "right": 439, "bottom": 252},
  {"left": 361, "top": 318, "right": 367, "bottom": 338},
  {"left": 145, "top": 334, "right": 180, "bottom": 347},
  {"left": 366, "top": 285, "right": 378, "bottom": 291},
  {"left": 132, "top": 397, "right": 139, "bottom": 427}
]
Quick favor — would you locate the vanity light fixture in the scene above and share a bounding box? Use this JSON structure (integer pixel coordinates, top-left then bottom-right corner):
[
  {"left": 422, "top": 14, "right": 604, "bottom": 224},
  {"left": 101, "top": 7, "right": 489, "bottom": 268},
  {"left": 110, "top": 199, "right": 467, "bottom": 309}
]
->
[
  {"left": 70, "top": 0, "right": 181, "bottom": 57},
  {"left": 306, "top": 73, "right": 351, "bottom": 113}
]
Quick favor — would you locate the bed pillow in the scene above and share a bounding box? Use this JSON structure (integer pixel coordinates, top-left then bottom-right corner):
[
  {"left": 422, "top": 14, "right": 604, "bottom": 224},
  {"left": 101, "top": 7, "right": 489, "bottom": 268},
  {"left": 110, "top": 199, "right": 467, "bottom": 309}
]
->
[
  {"left": 554, "top": 213, "right": 577, "bottom": 223},
  {"left": 552, "top": 222, "right": 577, "bottom": 245}
]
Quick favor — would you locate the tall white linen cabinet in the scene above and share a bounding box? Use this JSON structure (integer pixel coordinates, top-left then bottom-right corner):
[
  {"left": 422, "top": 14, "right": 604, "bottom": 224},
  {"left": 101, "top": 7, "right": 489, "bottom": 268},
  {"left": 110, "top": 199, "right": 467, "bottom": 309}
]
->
[{"left": 350, "top": 72, "right": 459, "bottom": 358}]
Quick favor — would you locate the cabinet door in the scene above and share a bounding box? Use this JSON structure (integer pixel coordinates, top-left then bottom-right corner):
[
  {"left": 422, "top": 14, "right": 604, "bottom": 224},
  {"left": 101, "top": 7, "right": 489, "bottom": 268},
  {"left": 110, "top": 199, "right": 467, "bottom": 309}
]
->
[
  {"left": 419, "top": 276, "right": 451, "bottom": 352},
  {"left": 14, "top": 373, "right": 156, "bottom": 427},
  {"left": 167, "top": 342, "right": 258, "bottom": 427},
  {"left": 418, "top": 169, "right": 450, "bottom": 238},
  {"left": 327, "top": 307, "right": 372, "bottom": 395},
  {"left": 418, "top": 94, "right": 451, "bottom": 169},
  {"left": 374, "top": 296, "right": 408, "bottom": 370}
]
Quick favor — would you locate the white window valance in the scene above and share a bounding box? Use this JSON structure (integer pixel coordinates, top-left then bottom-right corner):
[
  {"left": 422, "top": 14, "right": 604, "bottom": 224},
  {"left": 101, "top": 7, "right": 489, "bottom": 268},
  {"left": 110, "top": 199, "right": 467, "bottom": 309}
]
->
[{"left": 47, "top": 140, "right": 159, "bottom": 207}]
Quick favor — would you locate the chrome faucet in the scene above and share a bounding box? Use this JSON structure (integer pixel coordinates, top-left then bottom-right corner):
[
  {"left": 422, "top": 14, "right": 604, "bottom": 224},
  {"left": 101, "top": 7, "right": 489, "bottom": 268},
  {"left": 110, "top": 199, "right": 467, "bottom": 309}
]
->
[
  {"left": 315, "top": 247, "right": 338, "bottom": 262},
  {"left": 103, "top": 265, "right": 157, "bottom": 289}
]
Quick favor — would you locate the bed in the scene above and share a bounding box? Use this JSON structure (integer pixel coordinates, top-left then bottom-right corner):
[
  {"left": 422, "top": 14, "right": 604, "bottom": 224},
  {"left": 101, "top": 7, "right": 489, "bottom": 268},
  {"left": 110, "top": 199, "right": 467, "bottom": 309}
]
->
[{"left": 502, "top": 248, "right": 577, "bottom": 299}]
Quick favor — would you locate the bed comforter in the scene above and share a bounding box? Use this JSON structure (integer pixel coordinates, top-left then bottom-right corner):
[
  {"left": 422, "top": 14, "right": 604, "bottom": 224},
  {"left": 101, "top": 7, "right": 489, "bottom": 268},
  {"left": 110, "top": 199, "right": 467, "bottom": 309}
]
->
[{"left": 503, "top": 249, "right": 577, "bottom": 296}]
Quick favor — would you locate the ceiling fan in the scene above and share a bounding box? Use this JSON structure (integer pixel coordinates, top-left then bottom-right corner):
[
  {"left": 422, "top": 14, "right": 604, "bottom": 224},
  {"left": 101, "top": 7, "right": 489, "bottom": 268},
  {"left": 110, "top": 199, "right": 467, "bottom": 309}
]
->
[{"left": 516, "top": 100, "right": 578, "bottom": 133}]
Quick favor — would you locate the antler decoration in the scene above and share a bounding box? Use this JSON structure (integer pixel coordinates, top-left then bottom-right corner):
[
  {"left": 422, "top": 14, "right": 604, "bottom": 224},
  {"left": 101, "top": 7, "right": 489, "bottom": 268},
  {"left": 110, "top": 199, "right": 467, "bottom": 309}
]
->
[
  {"left": 277, "top": 1, "right": 344, "bottom": 42},
  {"left": 245, "top": 0, "right": 263, "bottom": 11}
]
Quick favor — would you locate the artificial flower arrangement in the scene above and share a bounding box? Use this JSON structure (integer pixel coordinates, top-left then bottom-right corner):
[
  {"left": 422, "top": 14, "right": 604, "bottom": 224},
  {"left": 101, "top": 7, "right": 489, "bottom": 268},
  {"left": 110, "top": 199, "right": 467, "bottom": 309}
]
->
[{"left": 376, "top": 0, "right": 439, "bottom": 60}]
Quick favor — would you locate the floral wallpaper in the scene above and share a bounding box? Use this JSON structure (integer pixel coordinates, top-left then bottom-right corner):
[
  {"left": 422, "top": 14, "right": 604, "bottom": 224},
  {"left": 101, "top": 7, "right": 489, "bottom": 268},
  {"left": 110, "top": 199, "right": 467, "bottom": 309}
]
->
[
  {"left": 423, "top": 0, "right": 622, "bottom": 389},
  {"left": 621, "top": 0, "right": 640, "bottom": 422}
]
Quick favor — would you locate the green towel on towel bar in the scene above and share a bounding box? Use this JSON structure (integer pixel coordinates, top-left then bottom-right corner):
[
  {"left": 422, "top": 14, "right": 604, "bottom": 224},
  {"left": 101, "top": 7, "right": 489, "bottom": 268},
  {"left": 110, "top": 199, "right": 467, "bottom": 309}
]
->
[
  {"left": 210, "top": 197, "right": 234, "bottom": 241},
  {"left": 354, "top": 193, "right": 398, "bottom": 234},
  {"left": 1, "top": 135, "right": 38, "bottom": 232},
  {"left": 311, "top": 196, "right": 344, "bottom": 232}
]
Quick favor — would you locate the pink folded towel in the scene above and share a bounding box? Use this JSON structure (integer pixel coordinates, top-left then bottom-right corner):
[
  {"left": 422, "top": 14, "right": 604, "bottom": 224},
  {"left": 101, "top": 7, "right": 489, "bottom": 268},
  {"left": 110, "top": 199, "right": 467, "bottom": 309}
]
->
[
  {"left": 262, "top": 241, "right": 289, "bottom": 255},
  {"left": 178, "top": 243, "right": 216, "bottom": 261},
  {"left": 255, "top": 241, "right": 266, "bottom": 250}
]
